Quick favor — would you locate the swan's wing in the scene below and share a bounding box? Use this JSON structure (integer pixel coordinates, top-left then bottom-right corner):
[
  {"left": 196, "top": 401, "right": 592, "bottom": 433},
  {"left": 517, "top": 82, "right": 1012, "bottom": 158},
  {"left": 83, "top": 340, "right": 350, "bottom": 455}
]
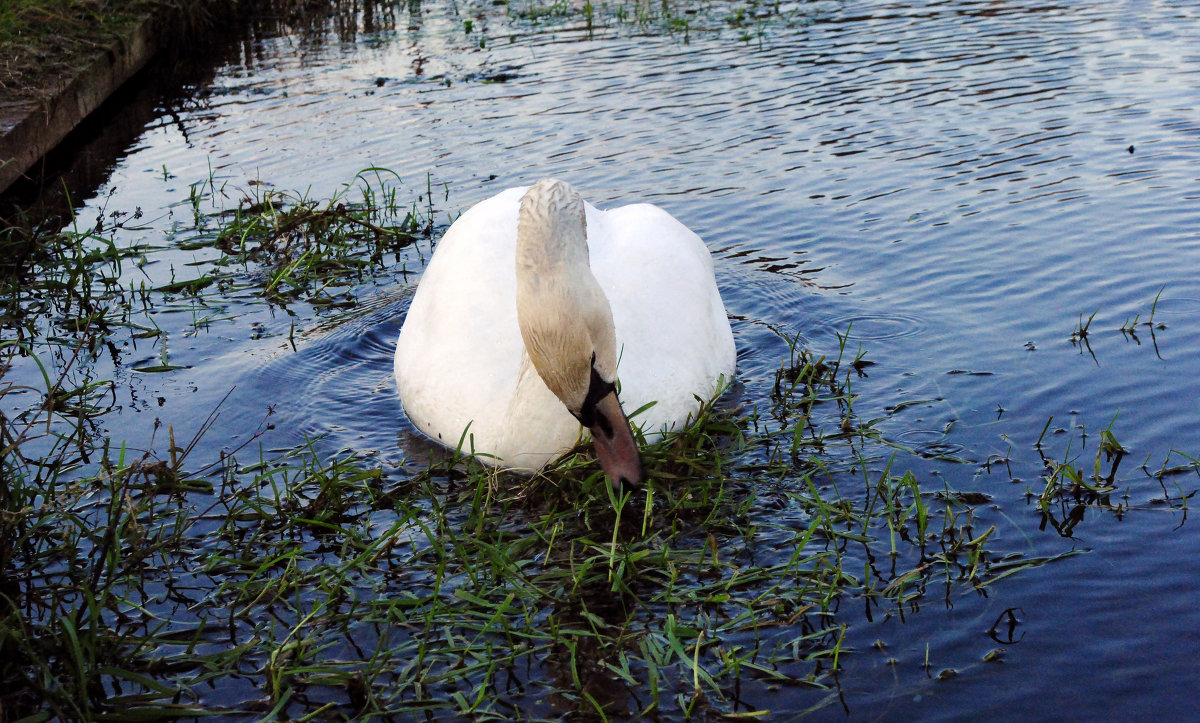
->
[
  {"left": 394, "top": 188, "right": 526, "bottom": 450},
  {"left": 588, "top": 202, "right": 736, "bottom": 436},
  {"left": 394, "top": 186, "right": 578, "bottom": 468}
]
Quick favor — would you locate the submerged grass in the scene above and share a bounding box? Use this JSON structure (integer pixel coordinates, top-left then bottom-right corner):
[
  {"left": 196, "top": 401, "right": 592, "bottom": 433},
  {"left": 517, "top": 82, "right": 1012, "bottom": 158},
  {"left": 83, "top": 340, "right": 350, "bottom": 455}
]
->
[
  {"left": 2, "top": 168, "right": 1197, "bottom": 719},
  {"left": 1, "top": 166, "right": 431, "bottom": 360},
  {"left": 0, "top": 343, "right": 969, "bottom": 718}
]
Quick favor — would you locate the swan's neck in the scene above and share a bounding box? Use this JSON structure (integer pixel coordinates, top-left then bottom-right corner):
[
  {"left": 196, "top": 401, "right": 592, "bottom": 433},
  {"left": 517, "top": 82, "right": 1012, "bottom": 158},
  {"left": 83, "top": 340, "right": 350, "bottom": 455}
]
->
[
  {"left": 516, "top": 179, "right": 590, "bottom": 276},
  {"left": 515, "top": 180, "right": 614, "bottom": 412},
  {"left": 514, "top": 179, "right": 645, "bottom": 490}
]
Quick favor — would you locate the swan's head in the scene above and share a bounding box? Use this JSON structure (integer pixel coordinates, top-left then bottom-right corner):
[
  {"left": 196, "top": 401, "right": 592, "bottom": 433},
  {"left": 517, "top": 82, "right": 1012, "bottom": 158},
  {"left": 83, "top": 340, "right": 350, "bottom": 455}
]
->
[{"left": 515, "top": 179, "right": 645, "bottom": 490}]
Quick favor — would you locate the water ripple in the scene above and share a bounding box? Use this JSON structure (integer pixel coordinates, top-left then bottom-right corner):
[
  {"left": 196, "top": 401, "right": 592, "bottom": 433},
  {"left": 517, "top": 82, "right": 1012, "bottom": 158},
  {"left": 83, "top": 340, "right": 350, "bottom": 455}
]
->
[{"left": 826, "top": 313, "right": 927, "bottom": 341}]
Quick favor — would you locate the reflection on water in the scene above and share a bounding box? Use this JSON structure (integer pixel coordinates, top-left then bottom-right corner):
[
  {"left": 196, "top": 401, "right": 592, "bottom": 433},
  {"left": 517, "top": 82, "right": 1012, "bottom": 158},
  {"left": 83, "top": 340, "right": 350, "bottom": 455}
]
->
[{"left": 8, "top": 0, "right": 1200, "bottom": 716}]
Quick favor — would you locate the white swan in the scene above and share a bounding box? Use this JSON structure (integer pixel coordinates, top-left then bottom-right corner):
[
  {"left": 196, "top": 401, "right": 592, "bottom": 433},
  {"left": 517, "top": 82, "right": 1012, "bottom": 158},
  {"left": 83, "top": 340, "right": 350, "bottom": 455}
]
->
[{"left": 393, "top": 179, "right": 735, "bottom": 488}]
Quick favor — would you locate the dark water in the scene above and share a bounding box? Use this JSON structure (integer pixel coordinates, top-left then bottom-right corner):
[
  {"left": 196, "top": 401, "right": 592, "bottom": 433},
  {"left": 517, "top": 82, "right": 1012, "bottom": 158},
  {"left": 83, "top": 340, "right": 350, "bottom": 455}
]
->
[{"left": 12, "top": 0, "right": 1200, "bottom": 716}]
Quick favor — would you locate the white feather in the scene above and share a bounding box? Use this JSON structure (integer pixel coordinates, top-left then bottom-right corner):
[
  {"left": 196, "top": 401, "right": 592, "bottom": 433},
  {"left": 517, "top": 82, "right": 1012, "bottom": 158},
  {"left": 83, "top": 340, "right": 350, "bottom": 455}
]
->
[{"left": 394, "top": 184, "right": 736, "bottom": 471}]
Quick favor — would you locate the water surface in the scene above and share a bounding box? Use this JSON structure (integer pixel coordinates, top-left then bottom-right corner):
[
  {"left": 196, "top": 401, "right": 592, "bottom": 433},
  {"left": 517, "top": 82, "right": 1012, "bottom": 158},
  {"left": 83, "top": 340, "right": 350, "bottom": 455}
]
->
[{"left": 10, "top": 0, "right": 1200, "bottom": 717}]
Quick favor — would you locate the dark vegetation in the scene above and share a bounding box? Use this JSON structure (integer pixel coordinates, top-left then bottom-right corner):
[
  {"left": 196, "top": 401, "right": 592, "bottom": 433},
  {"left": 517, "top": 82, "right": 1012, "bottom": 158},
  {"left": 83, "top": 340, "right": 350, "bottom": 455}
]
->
[
  {"left": 0, "top": 0, "right": 398, "bottom": 107},
  {"left": 2, "top": 0, "right": 174, "bottom": 104}
]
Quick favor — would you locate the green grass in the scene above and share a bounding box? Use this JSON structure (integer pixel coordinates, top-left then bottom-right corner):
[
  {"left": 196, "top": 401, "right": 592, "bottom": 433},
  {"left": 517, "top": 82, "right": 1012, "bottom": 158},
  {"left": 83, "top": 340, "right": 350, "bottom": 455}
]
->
[
  {"left": 0, "top": 339, "right": 1090, "bottom": 718},
  {"left": 0, "top": 338, "right": 984, "bottom": 719},
  {"left": 2, "top": 168, "right": 1196, "bottom": 719}
]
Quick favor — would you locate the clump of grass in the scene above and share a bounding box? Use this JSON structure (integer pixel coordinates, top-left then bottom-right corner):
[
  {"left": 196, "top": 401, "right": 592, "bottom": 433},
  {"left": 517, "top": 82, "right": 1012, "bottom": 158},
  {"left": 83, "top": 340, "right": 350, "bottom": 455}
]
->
[
  {"left": 1068, "top": 308, "right": 1097, "bottom": 344},
  {"left": 2, "top": 166, "right": 436, "bottom": 344},
  {"left": 509, "top": 0, "right": 823, "bottom": 41},
  {"left": 1028, "top": 413, "right": 1199, "bottom": 537},
  {"left": 1119, "top": 286, "right": 1170, "bottom": 359},
  {"left": 1070, "top": 288, "right": 1172, "bottom": 358},
  {"left": 184, "top": 167, "right": 437, "bottom": 306},
  {"left": 1068, "top": 308, "right": 1099, "bottom": 362}
]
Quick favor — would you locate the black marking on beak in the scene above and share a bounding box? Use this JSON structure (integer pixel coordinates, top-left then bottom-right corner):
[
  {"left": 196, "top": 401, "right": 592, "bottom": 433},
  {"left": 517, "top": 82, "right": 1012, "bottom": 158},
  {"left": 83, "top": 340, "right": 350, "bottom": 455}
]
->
[
  {"left": 575, "top": 351, "right": 616, "bottom": 431},
  {"left": 592, "top": 402, "right": 615, "bottom": 440},
  {"left": 571, "top": 353, "right": 645, "bottom": 492}
]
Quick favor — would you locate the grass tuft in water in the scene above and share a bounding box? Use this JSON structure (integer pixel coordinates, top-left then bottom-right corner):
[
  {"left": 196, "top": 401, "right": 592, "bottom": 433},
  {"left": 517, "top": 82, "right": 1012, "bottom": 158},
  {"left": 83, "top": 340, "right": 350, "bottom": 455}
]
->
[{"left": 508, "top": 0, "right": 823, "bottom": 43}]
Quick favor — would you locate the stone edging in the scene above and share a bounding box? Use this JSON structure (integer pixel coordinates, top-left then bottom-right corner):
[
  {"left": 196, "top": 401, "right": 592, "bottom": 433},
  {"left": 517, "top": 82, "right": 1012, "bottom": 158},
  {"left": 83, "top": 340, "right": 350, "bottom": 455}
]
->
[{"left": 0, "top": 13, "right": 158, "bottom": 195}]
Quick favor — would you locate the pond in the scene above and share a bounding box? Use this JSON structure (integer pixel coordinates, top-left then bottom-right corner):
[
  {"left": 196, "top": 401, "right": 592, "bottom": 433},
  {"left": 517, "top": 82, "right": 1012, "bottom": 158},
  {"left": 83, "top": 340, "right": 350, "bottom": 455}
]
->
[{"left": 4, "top": 0, "right": 1200, "bottom": 718}]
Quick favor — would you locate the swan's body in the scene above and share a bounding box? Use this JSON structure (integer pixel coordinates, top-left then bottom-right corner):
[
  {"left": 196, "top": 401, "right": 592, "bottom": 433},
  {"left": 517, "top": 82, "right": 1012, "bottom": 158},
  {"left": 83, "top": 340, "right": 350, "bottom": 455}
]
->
[{"left": 394, "top": 180, "right": 735, "bottom": 484}]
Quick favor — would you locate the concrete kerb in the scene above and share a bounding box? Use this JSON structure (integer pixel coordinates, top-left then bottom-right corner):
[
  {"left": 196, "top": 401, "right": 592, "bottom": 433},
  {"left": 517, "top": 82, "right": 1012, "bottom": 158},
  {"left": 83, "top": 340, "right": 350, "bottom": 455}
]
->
[{"left": 0, "top": 13, "right": 159, "bottom": 195}]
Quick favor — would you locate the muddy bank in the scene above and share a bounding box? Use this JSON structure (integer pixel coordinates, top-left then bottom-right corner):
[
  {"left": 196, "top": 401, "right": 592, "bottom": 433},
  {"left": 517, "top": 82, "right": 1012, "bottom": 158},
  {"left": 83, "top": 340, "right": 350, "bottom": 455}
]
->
[{"left": 0, "top": 0, "right": 405, "bottom": 197}]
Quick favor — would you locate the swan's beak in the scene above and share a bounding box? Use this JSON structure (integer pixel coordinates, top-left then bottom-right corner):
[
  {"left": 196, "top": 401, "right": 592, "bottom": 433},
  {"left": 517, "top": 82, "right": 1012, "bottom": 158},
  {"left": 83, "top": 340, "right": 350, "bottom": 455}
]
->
[{"left": 589, "top": 390, "right": 645, "bottom": 491}]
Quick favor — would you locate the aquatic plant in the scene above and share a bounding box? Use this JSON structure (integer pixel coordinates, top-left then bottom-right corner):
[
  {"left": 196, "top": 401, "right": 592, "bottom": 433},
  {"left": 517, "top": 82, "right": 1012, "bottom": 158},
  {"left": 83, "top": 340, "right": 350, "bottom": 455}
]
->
[{"left": 0, "top": 330, "right": 1027, "bottom": 719}]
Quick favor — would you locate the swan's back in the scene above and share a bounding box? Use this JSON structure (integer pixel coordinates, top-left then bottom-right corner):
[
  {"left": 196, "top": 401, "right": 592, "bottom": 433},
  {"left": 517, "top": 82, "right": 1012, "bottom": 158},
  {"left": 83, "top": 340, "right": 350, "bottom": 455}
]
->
[
  {"left": 394, "top": 186, "right": 735, "bottom": 470},
  {"left": 588, "top": 202, "right": 735, "bottom": 438},
  {"left": 394, "top": 188, "right": 566, "bottom": 467}
]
